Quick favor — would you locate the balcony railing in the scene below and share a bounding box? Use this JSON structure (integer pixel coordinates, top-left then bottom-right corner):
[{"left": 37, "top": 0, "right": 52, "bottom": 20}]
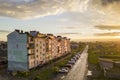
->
[{"left": 27, "top": 43, "right": 35, "bottom": 49}]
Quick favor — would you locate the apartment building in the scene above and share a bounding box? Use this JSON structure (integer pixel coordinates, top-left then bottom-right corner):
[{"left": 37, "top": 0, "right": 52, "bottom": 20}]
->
[
  {"left": 28, "top": 31, "right": 47, "bottom": 68},
  {"left": 46, "top": 34, "right": 58, "bottom": 60},
  {"left": 56, "top": 36, "right": 71, "bottom": 57},
  {"left": 7, "top": 30, "right": 71, "bottom": 71}
]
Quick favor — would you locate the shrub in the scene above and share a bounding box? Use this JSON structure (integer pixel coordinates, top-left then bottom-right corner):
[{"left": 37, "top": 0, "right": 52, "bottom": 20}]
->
[
  {"left": 17, "top": 71, "right": 29, "bottom": 77},
  {"left": 52, "top": 66, "right": 59, "bottom": 73},
  {"left": 34, "top": 76, "right": 41, "bottom": 80}
]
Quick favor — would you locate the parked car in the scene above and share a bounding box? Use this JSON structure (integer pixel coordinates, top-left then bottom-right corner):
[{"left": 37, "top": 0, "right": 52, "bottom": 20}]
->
[
  {"left": 69, "top": 59, "right": 76, "bottom": 63},
  {"left": 59, "top": 68, "right": 69, "bottom": 73},
  {"left": 73, "top": 57, "right": 78, "bottom": 60},
  {"left": 71, "top": 58, "right": 77, "bottom": 62},
  {"left": 75, "top": 55, "right": 79, "bottom": 59},
  {"left": 68, "top": 61, "right": 75, "bottom": 65},
  {"left": 64, "top": 64, "right": 73, "bottom": 68},
  {"left": 72, "top": 57, "right": 77, "bottom": 61},
  {"left": 63, "top": 67, "right": 70, "bottom": 71},
  {"left": 76, "top": 54, "right": 80, "bottom": 57}
]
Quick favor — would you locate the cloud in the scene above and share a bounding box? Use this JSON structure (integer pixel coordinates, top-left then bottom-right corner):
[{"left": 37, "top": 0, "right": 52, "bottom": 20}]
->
[
  {"left": 94, "top": 32, "right": 120, "bottom": 36},
  {"left": 0, "top": 30, "right": 10, "bottom": 33},
  {"left": 0, "top": 0, "right": 120, "bottom": 20},
  {"left": 100, "top": 0, "right": 120, "bottom": 6},
  {"left": 61, "top": 26, "right": 81, "bottom": 29},
  {"left": 0, "top": 0, "right": 87, "bottom": 19},
  {"left": 90, "top": 0, "right": 120, "bottom": 16},
  {"left": 57, "top": 32, "right": 81, "bottom": 35},
  {"left": 95, "top": 25, "right": 120, "bottom": 30}
]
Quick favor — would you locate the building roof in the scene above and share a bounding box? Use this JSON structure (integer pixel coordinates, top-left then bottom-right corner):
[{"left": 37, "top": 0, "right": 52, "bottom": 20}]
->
[{"left": 9, "top": 29, "right": 70, "bottom": 40}]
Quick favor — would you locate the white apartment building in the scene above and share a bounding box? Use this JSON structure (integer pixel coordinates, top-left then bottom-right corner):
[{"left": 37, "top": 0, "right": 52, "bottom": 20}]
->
[{"left": 7, "top": 30, "right": 71, "bottom": 71}]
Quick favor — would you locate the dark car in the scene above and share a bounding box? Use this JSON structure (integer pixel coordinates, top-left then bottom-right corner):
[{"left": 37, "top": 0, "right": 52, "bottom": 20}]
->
[{"left": 64, "top": 64, "right": 73, "bottom": 69}]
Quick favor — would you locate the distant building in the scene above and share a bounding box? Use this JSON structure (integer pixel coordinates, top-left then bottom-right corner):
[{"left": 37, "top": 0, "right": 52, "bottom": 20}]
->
[
  {"left": 71, "top": 42, "right": 79, "bottom": 49},
  {"left": 99, "top": 58, "right": 114, "bottom": 70},
  {"left": 7, "top": 30, "right": 71, "bottom": 71},
  {"left": 99, "top": 57, "right": 120, "bottom": 79},
  {"left": 99, "top": 57, "right": 120, "bottom": 70}
]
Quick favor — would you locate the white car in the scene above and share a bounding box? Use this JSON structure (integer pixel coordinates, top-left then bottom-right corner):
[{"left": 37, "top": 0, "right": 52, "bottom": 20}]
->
[{"left": 59, "top": 68, "right": 69, "bottom": 73}]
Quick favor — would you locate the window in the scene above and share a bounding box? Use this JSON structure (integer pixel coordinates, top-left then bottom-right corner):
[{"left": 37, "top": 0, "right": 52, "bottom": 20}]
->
[
  {"left": 36, "top": 49, "right": 38, "bottom": 52},
  {"left": 36, "top": 44, "right": 38, "bottom": 47},
  {"left": 29, "top": 43, "right": 34, "bottom": 49},
  {"left": 43, "top": 49, "right": 45, "bottom": 51},
  {"left": 40, "top": 52, "right": 42, "bottom": 54},
  {"left": 40, "top": 46, "right": 42, "bottom": 49},
  {"left": 36, "top": 55, "right": 38, "bottom": 58},
  {"left": 31, "top": 50, "right": 34, "bottom": 53},
  {"left": 37, "top": 61, "right": 38, "bottom": 64},
  {"left": 30, "top": 37, "right": 33, "bottom": 41},
  {"left": 43, "top": 43, "right": 45, "bottom": 46},
  {"left": 16, "top": 44, "right": 18, "bottom": 48}
]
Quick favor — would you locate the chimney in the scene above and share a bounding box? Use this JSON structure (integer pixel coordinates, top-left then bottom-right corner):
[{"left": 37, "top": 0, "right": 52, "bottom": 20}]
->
[
  {"left": 21, "top": 30, "right": 23, "bottom": 33},
  {"left": 15, "top": 29, "right": 20, "bottom": 33}
]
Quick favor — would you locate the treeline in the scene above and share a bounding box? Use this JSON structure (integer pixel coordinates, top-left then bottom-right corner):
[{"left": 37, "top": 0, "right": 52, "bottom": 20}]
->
[{"left": 0, "top": 41, "right": 7, "bottom": 57}]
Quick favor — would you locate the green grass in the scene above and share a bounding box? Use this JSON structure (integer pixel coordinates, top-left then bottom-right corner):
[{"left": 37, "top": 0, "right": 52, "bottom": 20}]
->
[
  {"left": 100, "top": 56, "right": 120, "bottom": 61},
  {"left": 88, "top": 50, "right": 100, "bottom": 64},
  {"left": 33, "top": 68, "right": 54, "bottom": 80}
]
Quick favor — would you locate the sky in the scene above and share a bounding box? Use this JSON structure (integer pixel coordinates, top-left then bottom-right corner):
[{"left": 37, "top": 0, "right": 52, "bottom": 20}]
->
[{"left": 0, "top": 0, "right": 120, "bottom": 41}]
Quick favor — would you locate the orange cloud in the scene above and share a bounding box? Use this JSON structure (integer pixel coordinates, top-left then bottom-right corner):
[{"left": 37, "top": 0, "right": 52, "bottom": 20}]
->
[
  {"left": 95, "top": 25, "right": 120, "bottom": 30},
  {"left": 94, "top": 32, "right": 120, "bottom": 36},
  {"left": 57, "top": 32, "right": 81, "bottom": 35},
  {"left": 0, "top": 30, "right": 10, "bottom": 33}
]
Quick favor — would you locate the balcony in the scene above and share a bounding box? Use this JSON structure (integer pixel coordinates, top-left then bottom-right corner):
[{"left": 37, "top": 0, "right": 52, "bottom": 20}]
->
[
  {"left": 28, "top": 49, "right": 35, "bottom": 55},
  {"left": 27, "top": 43, "right": 35, "bottom": 49}
]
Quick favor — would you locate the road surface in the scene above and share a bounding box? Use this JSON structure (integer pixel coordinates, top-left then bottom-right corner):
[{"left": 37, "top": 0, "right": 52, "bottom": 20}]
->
[{"left": 64, "top": 45, "right": 88, "bottom": 80}]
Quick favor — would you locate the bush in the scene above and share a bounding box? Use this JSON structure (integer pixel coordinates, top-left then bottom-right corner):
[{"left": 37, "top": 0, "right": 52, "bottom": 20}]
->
[
  {"left": 34, "top": 76, "right": 41, "bottom": 80},
  {"left": 17, "top": 71, "right": 29, "bottom": 77},
  {"left": 52, "top": 66, "right": 59, "bottom": 73},
  {"left": 56, "top": 61, "right": 66, "bottom": 67}
]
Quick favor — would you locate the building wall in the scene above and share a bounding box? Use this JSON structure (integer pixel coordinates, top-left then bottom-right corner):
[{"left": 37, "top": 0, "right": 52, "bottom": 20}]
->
[
  {"left": 57, "top": 41, "right": 62, "bottom": 57},
  {"left": 34, "top": 38, "right": 46, "bottom": 66},
  {"left": 7, "top": 31, "right": 28, "bottom": 71},
  {"left": 51, "top": 37, "right": 58, "bottom": 59},
  {"left": 46, "top": 39, "right": 52, "bottom": 61},
  {"left": 67, "top": 39, "right": 71, "bottom": 53},
  {"left": 28, "top": 54, "right": 35, "bottom": 69},
  {"left": 61, "top": 39, "right": 65, "bottom": 55}
]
